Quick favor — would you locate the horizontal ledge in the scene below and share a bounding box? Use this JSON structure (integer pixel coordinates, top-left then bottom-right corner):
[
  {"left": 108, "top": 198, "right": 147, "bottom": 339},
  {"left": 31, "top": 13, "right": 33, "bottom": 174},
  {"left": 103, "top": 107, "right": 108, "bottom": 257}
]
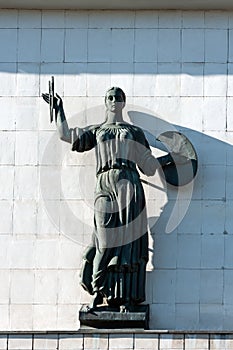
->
[
  {"left": 2, "top": 330, "right": 233, "bottom": 334},
  {"left": 1, "top": 0, "right": 233, "bottom": 10}
]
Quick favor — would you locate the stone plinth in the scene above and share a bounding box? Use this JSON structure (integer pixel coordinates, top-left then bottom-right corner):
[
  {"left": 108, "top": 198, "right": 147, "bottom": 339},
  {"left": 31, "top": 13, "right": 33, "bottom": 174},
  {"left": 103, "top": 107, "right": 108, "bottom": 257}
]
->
[{"left": 79, "top": 304, "right": 149, "bottom": 330}]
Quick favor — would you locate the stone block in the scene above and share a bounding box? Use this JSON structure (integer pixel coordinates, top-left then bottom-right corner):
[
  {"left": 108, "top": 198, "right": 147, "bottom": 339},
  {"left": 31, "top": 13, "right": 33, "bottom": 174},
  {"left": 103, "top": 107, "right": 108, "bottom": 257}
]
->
[
  {"left": 10, "top": 305, "right": 33, "bottom": 331},
  {"left": 0, "top": 9, "right": 17, "bottom": 28},
  {"left": 11, "top": 270, "right": 34, "bottom": 304},
  {"left": 111, "top": 29, "right": 134, "bottom": 62},
  {"left": 59, "top": 333, "right": 83, "bottom": 350},
  {"left": 64, "top": 63, "right": 87, "bottom": 97},
  {"left": 176, "top": 270, "right": 200, "bottom": 303},
  {"left": 0, "top": 335, "right": 7, "bottom": 350},
  {"left": 200, "top": 304, "right": 224, "bottom": 330},
  {"left": 156, "top": 64, "right": 181, "bottom": 97},
  {"left": 13, "top": 200, "right": 37, "bottom": 234},
  {"left": 226, "top": 167, "right": 233, "bottom": 200},
  {"left": 158, "top": 29, "right": 181, "bottom": 62},
  {"left": 37, "top": 200, "right": 60, "bottom": 235},
  {"left": 41, "top": 29, "right": 64, "bottom": 62},
  {"left": 10, "top": 239, "right": 35, "bottom": 269},
  {"left": 18, "top": 29, "right": 41, "bottom": 62},
  {"left": 58, "top": 270, "right": 79, "bottom": 304},
  {"left": 224, "top": 235, "right": 233, "bottom": 268},
  {"left": 205, "top": 29, "right": 228, "bottom": 63},
  {"left": 109, "top": 334, "right": 134, "bottom": 349},
  {"left": 203, "top": 97, "right": 226, "bottom": 131},
  {"left": 201, "top": 200, "right": 225, "bottom": 234},
  {"left": 0, "top": 97, "right": 15, "bottom": 130},
  {"left": 35, "top": 239, "right": 59, "bottom": 269},
  {"left": 34, "top": 334, "right": 58, "bottom": 350},
  {"left": 0, "top": 200, "right": 13, "bottom": 233},
  {"left": 34, "top": 270, "right": 58, "bottom": 304},
  {"left": 135, "top": 333, "right": 158, "bottom": 349},
  {"left": 0, "top": 29, "right": 17, "bottom": 62},
  {"left": 134, "top": 63, "right": 157, "bottom": 97},
  {"left": 200, "top": 270, "right": 223, "bottom": 304},
  {"left": 14, "top": 166, "right": 38, "bottom": 200},
  {"left": 0, "top": 64, "right": 17, "bottom": 96},
  {"left": 153, "top": 269, "right": 176, "bottom": 304},
  {"left": 8, "top": 335, "right": 32, "bottom": 349},
  {"left": 33, "top": 305, "right": 57, "bottom": 330},
  {"left": 18, "top": 10, "right": 41, "bottom": 28},
  {"left": 204, "top": 64, "right": 227, "bottom": 96},
  {"left": 202, "top": 166, "right": 226, "bottom": 199},
  {"left": 176, "top": 304, "right": 199, "bottom": 330},
  {"left": 0, "top": 270, "right": 10, "bottom": 304},
  {"left": 181, "top": 63, "right": 203, "bottom": 97},
  {"left": 135, "top": 11, "right": 159, "bottom": 28},
  {"left": 16, "top": 97, "right": 39, "bottom": 130},
  {"left": 17, "top": 63, "right": 40, "bottom": 97},
  {"left": 135, "top": 29, "right": 158, "bottom": 62},
  {"left": 182, "top": 29, "right": 204, "bottom": 62},
  {"left": 110, "top": 63, "right": 134, "bottom": 96},
  {"left": 177, "top": 200, "right": 202, "bottom": 234},
  {"left": 0, "top": 133, "right": 15, "bottom": 165},
  {"left": 57, "top": 304, "right": 78, "bottom": 330},
  {"left": 15, "top": 131, "right": 38, "bottom": 165},
  {"left": 182, "top": 11, "right": 204, "bottom": 28},
  {"left": 149, "top": 303, "right": 175, "bottom": 329},
  {"left": 205, "top": 11, "right": 229, "bottom": 29},
  {"left": 201, "top": 235, "right": 224, "bottom": 268},
  {"left": 177, "top": 235, "right": 201, "bottom": 268},
  {"left": 185, "top": 334, "right": 208, "bottom": 349},
  {"left": 154, "top": 233, "right": 177, "bottom": 269},
  {"left": 58, "top": 237, "right": 83, "bottom": 269},
  {"left": 88, "top": 29, "right": 111, "bottom": 62},
  {"left": 181, "top": 97, "right": 203, "bottom": 131},
  {"left": 84, "top": 334, "right": 108, "bottom": 350},
  {"left": 42, "top": 10, "right": 65, "bottom": 28},
  {"left": 65, "top": 11, "right": 88, "bottom": 28},
  {"left": 0, "top": 305, "right": 9, "bottom": 330},
  {"left": 160, "top": 334, "right": 184, "bottom": 349},
  {"left": 210, "top": 334, "right": 228, "bottom": 349},
  {"left": 159, "top": 10, "right": 182, "bottom": 28},
  {"left": 87, "top": 63, "right": 111, "bottom": 97},
  {"left": 88, "top": 11, "right": 135, "bottom": 28},
  {"left": 65, "top": 29, "right": 88, "bottom": 62}
]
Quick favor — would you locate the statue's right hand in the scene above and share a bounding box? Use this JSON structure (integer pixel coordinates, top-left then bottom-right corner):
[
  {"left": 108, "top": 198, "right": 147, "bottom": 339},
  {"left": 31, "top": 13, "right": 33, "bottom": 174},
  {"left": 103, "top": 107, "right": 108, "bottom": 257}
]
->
[{"left": 42, "top": 93, "right": 63, "bottom": 111}]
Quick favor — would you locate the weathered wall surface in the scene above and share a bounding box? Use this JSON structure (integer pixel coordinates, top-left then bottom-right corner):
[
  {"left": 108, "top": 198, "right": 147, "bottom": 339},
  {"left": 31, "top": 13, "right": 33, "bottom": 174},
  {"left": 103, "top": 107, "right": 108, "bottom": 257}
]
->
[{"left": 0, "top": 9, "right": 232, "bottom": 331}]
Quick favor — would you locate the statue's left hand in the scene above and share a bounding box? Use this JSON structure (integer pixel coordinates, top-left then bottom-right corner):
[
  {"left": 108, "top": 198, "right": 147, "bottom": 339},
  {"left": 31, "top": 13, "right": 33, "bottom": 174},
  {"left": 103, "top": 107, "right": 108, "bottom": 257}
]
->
[{"left": 170, "top": 152, "right": 190, "bottom": 164}]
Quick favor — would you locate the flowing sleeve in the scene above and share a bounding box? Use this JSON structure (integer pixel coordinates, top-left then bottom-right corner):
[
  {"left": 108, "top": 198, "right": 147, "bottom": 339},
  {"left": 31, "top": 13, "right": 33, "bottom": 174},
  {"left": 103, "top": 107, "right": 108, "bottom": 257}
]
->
[
  {"left": 134, "top": 127, "right": 157, "bottom": 176},
  {"left": 71, "top": 125, "right": 97, "bottom": 152}
]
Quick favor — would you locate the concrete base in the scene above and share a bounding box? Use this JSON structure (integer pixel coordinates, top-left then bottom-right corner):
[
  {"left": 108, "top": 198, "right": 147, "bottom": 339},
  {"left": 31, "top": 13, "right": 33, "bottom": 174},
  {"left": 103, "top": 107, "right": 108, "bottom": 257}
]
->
[{"left": 79, "top": 304, "right": 149, "bottom": 330}]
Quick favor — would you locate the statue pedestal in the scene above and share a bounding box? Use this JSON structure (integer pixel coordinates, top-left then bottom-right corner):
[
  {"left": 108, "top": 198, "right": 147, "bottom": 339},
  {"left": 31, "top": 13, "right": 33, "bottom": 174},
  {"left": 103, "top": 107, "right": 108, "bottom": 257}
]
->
[{"left": 79, "top": 304, "right": 149, "bottom": 330}]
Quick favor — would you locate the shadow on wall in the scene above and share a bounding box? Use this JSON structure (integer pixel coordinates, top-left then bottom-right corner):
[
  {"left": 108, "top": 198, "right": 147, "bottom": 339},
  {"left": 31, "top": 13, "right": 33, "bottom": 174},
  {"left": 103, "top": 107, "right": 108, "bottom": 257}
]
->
[{"left": 128, "top": 110, "right": 233, "bottom": 330}]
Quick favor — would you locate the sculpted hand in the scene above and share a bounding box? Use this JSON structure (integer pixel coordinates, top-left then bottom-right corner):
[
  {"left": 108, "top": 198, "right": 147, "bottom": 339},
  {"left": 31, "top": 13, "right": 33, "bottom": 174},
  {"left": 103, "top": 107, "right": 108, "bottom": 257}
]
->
[
  {"left": 42, "top": 93, "right": 63, "bottom": 112},
  {"left": 170, "top": 152, "right": 190, "bottom": 164}
]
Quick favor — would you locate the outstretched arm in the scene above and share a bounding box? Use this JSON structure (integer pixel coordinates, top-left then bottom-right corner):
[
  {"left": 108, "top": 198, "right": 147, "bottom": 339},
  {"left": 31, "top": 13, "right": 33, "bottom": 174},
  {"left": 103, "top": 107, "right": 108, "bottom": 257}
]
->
[{"left": 42, "top": 93, "right": 71, "bottom": 143}]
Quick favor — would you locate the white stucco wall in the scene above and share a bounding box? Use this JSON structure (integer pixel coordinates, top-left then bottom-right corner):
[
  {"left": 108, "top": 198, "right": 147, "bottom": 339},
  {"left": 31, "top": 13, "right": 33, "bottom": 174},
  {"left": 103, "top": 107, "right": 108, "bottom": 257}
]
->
[{"left": 0, "top": 9, "right": 232, "bottom": 331}]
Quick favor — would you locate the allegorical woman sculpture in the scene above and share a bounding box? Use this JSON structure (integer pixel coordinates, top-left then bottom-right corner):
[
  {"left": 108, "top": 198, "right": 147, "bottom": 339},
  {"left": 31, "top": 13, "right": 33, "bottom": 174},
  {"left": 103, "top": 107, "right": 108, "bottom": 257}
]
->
[{"left": 42, "top": 85, "right": 178, "bottom": 311}]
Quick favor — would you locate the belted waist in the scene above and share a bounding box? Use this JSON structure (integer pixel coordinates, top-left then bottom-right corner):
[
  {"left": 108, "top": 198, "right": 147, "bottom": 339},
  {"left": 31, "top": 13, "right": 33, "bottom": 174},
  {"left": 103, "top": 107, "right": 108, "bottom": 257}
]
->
[{"left": 96, "top": 164, "right": 138, "bottom": 176}]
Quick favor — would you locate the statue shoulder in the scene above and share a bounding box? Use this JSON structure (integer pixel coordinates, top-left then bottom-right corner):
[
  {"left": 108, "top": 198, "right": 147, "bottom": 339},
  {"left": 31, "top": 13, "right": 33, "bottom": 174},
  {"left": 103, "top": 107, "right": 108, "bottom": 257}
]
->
[{"left": 130, "top": 125, "right": 147, "bottom": 140}]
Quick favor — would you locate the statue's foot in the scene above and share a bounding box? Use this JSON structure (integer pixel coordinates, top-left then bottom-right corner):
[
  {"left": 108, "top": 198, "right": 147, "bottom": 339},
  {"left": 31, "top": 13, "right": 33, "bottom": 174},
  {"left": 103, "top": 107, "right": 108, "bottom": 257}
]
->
[
  {"left": 120, "top": 303, "right": 131, "bottom": 313},
  {"left": 86, "top": 292, "right": 103, "bottom": 311}
]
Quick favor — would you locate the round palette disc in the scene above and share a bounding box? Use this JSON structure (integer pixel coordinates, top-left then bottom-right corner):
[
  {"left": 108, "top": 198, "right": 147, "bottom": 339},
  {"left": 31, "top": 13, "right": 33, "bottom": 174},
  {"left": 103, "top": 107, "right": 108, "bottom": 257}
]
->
[{"left": 156, "top": 131, "right": 198, "bottom": 186}]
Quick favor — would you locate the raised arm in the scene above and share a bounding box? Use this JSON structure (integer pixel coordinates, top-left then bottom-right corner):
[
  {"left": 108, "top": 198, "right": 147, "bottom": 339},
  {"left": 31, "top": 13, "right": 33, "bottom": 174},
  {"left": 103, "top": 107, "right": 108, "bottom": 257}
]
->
[{"left": 42, "top": 93, "right": 71, "bottom": 143}]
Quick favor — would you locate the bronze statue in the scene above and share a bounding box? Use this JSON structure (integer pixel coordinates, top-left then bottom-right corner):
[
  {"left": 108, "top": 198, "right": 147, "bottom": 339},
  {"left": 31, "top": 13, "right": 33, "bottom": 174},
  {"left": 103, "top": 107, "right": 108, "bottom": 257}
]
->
[{"left": 42, "top": 79, "right": 194, "bottom": 313}]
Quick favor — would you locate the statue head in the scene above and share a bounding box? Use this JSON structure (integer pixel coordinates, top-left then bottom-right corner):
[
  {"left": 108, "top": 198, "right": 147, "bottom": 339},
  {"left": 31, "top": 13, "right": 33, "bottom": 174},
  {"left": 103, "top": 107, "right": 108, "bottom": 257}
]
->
[{"left": 105, "top": 87, "right": 126, "bottom": 112}]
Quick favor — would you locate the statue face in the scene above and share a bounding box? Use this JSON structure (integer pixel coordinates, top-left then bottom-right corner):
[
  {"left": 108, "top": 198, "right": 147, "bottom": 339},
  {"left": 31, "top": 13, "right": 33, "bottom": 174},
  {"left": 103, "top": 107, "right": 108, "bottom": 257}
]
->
[{"left": 105, "top": 89, "right": 125, "bottom": 112}]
